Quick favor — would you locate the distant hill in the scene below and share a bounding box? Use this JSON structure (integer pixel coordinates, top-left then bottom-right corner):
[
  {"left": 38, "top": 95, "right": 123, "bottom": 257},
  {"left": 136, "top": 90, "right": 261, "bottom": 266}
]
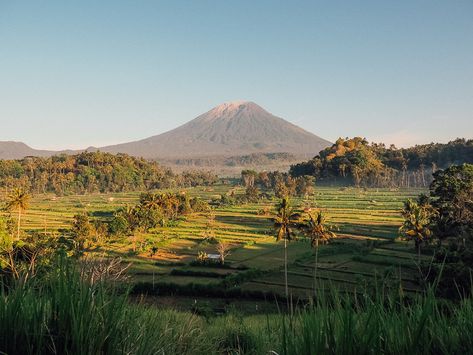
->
[
  {"left": 0, "top": 101, "right": 331, "bottom": 161},
  {"left": 0, "top": 141, "right": 53, "bottom": 160}
]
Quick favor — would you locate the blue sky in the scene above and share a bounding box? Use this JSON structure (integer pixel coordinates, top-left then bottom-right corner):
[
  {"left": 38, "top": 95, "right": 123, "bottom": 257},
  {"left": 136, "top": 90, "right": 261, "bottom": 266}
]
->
[{"left": 0, "top": 0, "right": 472, "bottom": 149}]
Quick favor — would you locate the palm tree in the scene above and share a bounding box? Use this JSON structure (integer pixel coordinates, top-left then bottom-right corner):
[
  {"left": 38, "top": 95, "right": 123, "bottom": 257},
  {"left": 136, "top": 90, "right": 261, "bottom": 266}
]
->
[
  {"left": 140, "top": 192, "right": 161, "bottom": 211},
  {"left": 273, "top": 197, "right": 301, "bottom": 299},
  {"left": 117, "top": 205, "right": 140, "bottom": 251},
  {"left": 400, "top": 199, "right": 437, "bottom": 262},
  {"left": 304, "top": 211, "right": 336, "bottom": 295},
  {"left": 6, "top": 188, "right": 30, "bottom": 240}
]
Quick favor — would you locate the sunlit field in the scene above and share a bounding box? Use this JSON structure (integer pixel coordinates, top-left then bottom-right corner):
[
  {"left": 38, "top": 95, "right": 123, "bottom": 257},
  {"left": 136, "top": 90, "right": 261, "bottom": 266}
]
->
[{"left": 1, "top": 185, "right": 428, "bottom": 312}]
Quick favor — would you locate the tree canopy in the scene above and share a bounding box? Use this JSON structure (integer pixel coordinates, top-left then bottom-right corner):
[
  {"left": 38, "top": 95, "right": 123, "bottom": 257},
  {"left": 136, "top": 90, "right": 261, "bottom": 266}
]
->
[
  {"left": 0, "top": 151, "right": 217, "bottom": 195},
  {"left": 290, "top": 137, "right": 473, "bottom": 187}
]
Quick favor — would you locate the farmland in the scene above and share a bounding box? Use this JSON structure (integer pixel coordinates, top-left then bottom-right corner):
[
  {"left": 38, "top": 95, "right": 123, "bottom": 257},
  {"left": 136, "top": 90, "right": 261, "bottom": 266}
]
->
[{"left": 2, "top": 184, "right": 428, "bottom": 311}]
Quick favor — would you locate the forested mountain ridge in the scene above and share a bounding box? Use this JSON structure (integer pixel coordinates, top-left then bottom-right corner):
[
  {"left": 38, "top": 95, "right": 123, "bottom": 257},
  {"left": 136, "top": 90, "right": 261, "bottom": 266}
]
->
[{"left": 290, "top": 137, "right": 473, "bottom": 187}]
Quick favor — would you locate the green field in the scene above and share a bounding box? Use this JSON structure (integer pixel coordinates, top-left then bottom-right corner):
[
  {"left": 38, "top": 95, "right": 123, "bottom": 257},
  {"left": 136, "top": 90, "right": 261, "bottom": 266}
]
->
[{"left": 2, "top": 185, "right": 427, "bottom": 308}]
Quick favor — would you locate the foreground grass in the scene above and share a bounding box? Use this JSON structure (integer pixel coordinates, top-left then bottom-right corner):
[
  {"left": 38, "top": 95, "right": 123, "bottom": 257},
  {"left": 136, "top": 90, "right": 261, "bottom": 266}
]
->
[{"left": 1, "top": 262, "right": 472, "bottom": 354}]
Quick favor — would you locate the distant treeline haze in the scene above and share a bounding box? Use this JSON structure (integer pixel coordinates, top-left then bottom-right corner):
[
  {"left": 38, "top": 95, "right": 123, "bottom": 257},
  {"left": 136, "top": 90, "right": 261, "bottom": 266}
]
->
[
  {"left": 290, "top": 137, "right": 473, "bottom": 187},
  {"left": 160, "top": 152, "right": 298, "bottom": 168},
  {"left": 0, "top": 152, "right": 217, "bottom": 195}
]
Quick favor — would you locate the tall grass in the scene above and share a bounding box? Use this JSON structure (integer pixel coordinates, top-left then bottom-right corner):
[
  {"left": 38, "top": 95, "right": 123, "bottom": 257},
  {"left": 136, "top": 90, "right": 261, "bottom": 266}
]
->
[
  {"left": 1, "top": 261, "right": 473, "bottom": 354},
  {"left": 0, "top": 262, "right": 211, "bottom": 354},
  {"left": 280, "top": 289, "right": 473, "bottom": 355}
]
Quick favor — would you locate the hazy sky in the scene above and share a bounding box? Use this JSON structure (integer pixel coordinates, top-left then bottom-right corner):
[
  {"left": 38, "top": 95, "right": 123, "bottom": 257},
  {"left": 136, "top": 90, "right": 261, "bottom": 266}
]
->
[{"left": 1, "top": 0, "right": 472, "bottom": 150}]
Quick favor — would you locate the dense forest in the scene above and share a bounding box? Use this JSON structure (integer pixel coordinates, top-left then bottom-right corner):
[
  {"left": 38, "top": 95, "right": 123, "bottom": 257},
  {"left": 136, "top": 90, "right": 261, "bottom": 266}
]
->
[
  {"left": 290, "top": 137, "right": 473, "bottom": 187},
  {"left": 0, "top": 151, "right": 217, "bottom": 195}
]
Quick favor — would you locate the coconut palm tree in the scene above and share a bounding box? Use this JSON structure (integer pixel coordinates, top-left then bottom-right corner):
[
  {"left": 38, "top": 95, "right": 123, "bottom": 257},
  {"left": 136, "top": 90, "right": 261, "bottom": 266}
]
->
[
  {"left": 304, "top": 211, "right": 336, "bottom": 295},
  {"left": 140, "top": 192, "right": 161, "bottom": 211},
  {"left": 117, "top": 205, "right": 140, "bottom": 251},
  {"left": 400, "top": 199, "right": 437, "bottom": 262},
  {"left": 6, "top": 188, "right": 30, "bottom": 240},
  {"left": 273, "top": 197, "right": 301, "bottom": 299}
]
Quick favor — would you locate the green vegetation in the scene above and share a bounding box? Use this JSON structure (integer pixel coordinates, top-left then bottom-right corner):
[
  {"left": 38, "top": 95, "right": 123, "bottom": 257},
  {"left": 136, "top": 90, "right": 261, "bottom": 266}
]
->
[
  {"left": 303, "top": 211, "right": 337, "bottom": 294},
  {"left": 1, "top": 156, "right": 473, "bottom": 353},
  {"left": 273, "top": 197, "right": 301, "bottom": 298},
  {"left": 5, "top": 187, "right": 30, "bottom": 240},
  {"left": 0, "top": 151, "right": 217, "bottom": 195},
  {"left": 399, "top": 198, "right": 437, "bottom": 260},
  {"left": 291, "top": 137, "right": 473, "bottom": 187},
  {"left": 422, "top": 164, "right": 473, "bottom": 299},
  {"left": 1, "top": 184, "right": 425, "bottom": 300},
  {"left": 2, "top": 260, "right": 473, "bottom": 354}
]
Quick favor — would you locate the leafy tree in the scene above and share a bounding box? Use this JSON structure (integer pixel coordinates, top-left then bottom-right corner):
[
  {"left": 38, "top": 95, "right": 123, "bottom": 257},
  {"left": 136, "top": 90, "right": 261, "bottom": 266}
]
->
[
  {"left": 109, "top": 214, "right": 129, "bottom": 236},
  {"left": 295, "top": 175, "right": 315, "bottom": 198},
  {"left": 93, "top": 221, "right": 109, "bottom": 245},
  {"left": 136, "top": 194, "right": 164, "bottom": 231},
  {"left": 273, "top": 198, "right": 301, "bottom": 299},
  {"left": 430, "top": 163, "right": 473, "bottom": 242},
  {"left": 5, "top": 188, "right": 30, "bottom": 240},
  {"left": 189, "top": 197, "right": 211, "bottom": 213},
  {"left": 115, "top": 206, "right": 141, "bottom": 251},
  {"left": 241, "top": 170, "right": 257, "bottom": 187},
  {"left": 245, "top": 185, "right": 260, "bottom": 203},
  {"left": 71, "top": 213, "right": 93, "bottom": 252},
  {"left": 216, "top": 241, "right": 231, "bottom": 265},
  {"left": 274, "top": 180, "right": 289, "bottom": 199},
  {"left": 0, "top": 225, "right": 61, "bottom": 279},
  {"left": 0, "top": 216, "right": 15, "bottom": 277},
  {"left": 424, "top": 164, "right": 473, "bottom": 299}
]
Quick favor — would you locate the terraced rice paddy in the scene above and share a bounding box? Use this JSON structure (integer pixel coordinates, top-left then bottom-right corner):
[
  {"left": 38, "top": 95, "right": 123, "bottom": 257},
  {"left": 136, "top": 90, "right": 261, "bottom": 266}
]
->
[{"left": 2, "top": 185, "right": 427, "bottom": 304}]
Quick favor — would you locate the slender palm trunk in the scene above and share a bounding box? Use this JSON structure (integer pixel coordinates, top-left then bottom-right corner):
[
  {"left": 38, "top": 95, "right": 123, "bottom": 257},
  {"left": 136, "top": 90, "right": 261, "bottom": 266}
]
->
[
  {"left": 16, "top": 208, "right": 21, "bottom": 241},
  {"left": 284, "top": 237, "right": 288, "bottom": 299},
  {"left": 314, "top": 238, "right": 319, "bottom": 297},
  {"left": 417, "top": 242, "right": 421, "bottom": 263}
]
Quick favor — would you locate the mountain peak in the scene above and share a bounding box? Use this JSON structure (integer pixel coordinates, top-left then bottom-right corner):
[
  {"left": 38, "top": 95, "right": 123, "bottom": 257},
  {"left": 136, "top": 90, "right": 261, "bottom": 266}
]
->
[
  {"left": 211, "top": 100, "right": 256, "bottom": 113},
  {"left": 198, "top": 100, "right": 270, "bottom": 123}
]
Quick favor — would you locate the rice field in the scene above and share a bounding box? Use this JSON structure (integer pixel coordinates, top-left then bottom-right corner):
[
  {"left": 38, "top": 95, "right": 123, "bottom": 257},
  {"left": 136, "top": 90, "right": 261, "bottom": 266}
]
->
[{"left": 2, "top": 185, "right": 427, "bottom": 304}]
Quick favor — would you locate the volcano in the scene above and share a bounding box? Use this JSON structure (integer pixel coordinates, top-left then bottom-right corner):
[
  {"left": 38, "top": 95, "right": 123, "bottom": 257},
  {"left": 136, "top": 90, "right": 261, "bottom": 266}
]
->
[{"left": 98, "top": 101, "right": 331, "bottom": 158}]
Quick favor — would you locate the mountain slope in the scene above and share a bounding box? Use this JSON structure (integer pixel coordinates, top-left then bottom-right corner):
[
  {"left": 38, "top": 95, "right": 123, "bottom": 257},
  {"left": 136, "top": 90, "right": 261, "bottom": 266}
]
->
[
  {"left": 98, "top": 101, "right": 331, "bottom": 158},
  {"left": 0, "top": 141, "right": 54, "bottom": 160},
  {"left": 0, "top": 101, "right": 331, "bottom": 160}
]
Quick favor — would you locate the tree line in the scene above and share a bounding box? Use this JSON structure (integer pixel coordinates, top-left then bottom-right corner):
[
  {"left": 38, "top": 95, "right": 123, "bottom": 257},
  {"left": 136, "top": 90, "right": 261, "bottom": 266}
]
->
[
  {"left": 67, "top": 191, "right": 211, "bottom": 255},
  {"left": 241, "top": 169, "right": 315, "bottom": 199},
  {"left": 160, "top": 152, "right": 297, "bottom": 168},
  {"left": 0, "top": 151, "right": 217, "bottom": 195},
  {"left": 290, "top": 137, "right": 473, "bottom": 187}
]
